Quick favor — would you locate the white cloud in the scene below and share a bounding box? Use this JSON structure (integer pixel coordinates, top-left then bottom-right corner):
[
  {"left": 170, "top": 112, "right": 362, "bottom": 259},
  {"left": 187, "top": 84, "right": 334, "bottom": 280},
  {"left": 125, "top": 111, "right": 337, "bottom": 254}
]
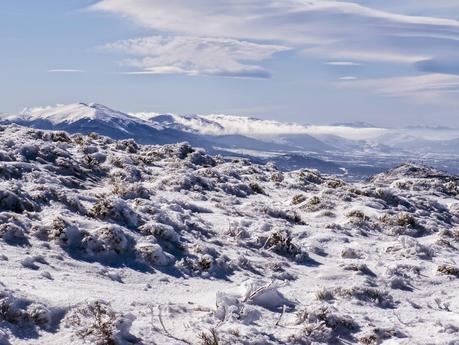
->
[
  {"left": 92, "top": 0, "right": 459, "bottom": 99},
  {"left": 103, "top": 36, "right": 289, "bottom": 78},
  {"left": 144, "top": 112, "right": 387, "bottom": 140},
  {"left": 91, "top": 0, "right": 459, "bottom": 44}
]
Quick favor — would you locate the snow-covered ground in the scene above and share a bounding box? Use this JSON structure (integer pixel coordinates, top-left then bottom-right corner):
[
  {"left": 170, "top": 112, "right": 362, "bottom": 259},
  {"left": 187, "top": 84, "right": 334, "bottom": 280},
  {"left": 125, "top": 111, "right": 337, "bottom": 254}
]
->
[{"left": 0, "top": 124, "right": 458, "bottom": 344}]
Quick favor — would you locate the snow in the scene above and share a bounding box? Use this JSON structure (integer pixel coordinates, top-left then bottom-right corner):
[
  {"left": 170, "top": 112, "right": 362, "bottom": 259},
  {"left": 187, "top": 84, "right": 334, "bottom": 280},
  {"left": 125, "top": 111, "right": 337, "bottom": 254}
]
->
[
  {"left": 9, "top": 103, "right": 143, "bottom": 126},
  {"left": 0, "top": 124, "right": 457, "bottom": 344}
]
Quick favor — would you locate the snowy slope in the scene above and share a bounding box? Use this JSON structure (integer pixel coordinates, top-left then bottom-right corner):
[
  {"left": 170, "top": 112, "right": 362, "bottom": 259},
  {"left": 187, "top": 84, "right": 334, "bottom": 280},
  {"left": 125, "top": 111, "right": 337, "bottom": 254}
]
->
[
  {"left": 0, "top": 124, "right": 458, "bottom": 344},
  {"left": 17, "top": 103, "right": 143, "bottom": 126}
]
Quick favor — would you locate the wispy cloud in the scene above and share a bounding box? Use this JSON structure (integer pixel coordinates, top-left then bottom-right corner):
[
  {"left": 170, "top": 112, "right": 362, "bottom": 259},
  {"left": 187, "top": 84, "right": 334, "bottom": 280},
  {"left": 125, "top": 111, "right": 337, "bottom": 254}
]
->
[
  {"left": 339, "top": 76, "right": 358, "bottom": 81},
  {"left": 48, "top": 69, "right": 84, "bottom": 73},
  {"left": 103, "top": 36, "right": 289, "bottom": 78},
  {"left": 325, "top": 61, "right": 362, "bottom": 67},
  {"left": 342, "top": 74, "right": 459, "bottom": 103},
  {"left": 92, "top": 0, "right": 459, "bottom": 101}
]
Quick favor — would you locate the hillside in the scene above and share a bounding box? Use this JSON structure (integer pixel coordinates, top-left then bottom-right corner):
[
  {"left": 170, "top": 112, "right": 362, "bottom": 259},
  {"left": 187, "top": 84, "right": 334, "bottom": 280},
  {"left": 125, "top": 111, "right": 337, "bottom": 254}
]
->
[{"left": 0, "top": 124, "right": 458, "bottom": 344}]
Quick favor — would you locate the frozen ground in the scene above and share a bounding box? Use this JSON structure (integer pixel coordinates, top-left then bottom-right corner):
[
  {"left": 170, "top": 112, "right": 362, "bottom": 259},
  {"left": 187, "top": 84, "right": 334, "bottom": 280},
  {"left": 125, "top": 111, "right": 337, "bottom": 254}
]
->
[{"left": 0, "top": 124, "right": 458, "bottom": 344}]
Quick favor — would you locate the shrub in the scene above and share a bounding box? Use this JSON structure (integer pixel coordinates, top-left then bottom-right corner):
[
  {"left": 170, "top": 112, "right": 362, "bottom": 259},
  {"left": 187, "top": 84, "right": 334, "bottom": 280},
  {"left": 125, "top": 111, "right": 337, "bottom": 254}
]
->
[
  {"left": 0, "top": 223, "right": 27, "bottom": 244},
  {"left": 0, "top": 289, "right": 52, "bottom": 330},
  {"left": 198, "top": 328, "right": 219, "bottom": 345},
  {"left": 291, "top": 194, "right": 306, "bottom": 205},
  {"left": 90, "top": 198, "right": 139, "bottom": 228},
  {"left": 263, "top": 230, "right": 309, "bottom": 263},
  {"left": 249, "top": 182, "right": 265, "bottom": 195},
  {"left": 82, "top": 225, "right": 129, "bottom": 257},
  {"left": 64, "top": 301, "right": 138, "bottom": 345},
  {"left": 437, "top": 264, "right": 459, "bottom": 276},
  {"left": 0, "top": 189, "right": 38, "bottom": 213},
  {"left": 135, "top": 242, "right": 173, "bottom": 266},
  {"left": 112, "top": 182, "right": 150, "bottom": 200}
]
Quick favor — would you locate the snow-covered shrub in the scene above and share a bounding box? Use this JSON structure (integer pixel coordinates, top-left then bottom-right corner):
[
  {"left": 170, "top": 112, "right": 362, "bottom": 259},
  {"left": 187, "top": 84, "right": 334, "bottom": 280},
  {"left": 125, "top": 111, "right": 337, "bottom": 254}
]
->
[
  {"left": 64, "top": 300, "right": 138, "bottom": 345},
  {"left": 135, "top": 241, "right": 173, "bottom": 266},
  {"left": 270, "top": 171, "right": 284, "bottom": 183},
  {"left": 0, "top": 223, "right": 27, "bottom": 245},
  {"left": 341, "top": 247, "right": 362, "bottom": 259},
  {"left": 386, "top": 236, "right": 434, "bottom": 259},
  {"left": 0, "top": 188, "right": 38, "bottom": 213},
  {"left": 346, "top": 209, "right": 370, "bottom": 223},
  {"left": 261, "top": 206, "right": 304, "bottom": 224},
  {"left": 164, "top": 173, "right": 214, "bottom": 192},
  {"left": 317, "top": 286, "right": 395, "bottom": 307},
  {"left": 18, "top": 144, "right": 39, "bottom": 161},
  {"left": 0, "top": 289, "right": 52, "bottom": 330},
  {"left": 108, "top": 166, "right": 142, "bottom": 183},
  {"left": 177, "top": 252, "right": 234, "bottom": 278},
  {"left": 325, "top": 179, "right": 345, "bottom": 189},
  {"left": 336, "top": 286, "right": 395, "bottom": 308},
  {"left": 262, "top": 229, "right": 309, "bottom": 263},
  {"left": 298, "top": 170, "right": 324, "bottom": 185},
  {"left": 359, "top": 328, "right": 403, "bottom": 344},
  {"left": 90, "top": 198, "right": 139, "bottom": 228},
  {"left": 56, "top": 192, "right": 87, "bottom": 214},
  {"left": 341, "top": 263, "right": 374, "bottom": 276},
  {"left": 83, "top": 154, "right": 102, "bottom": 168},
  {"left": 301, "top": 195, "right": 334, "bottom": 212},
  {"left": 289, "top": 321, "right": 333, "bottom": 344},
  {"left": 380, "top": 212, "right": 417, "bottom": 228},
  {"left": 385, "top": 263, "right": 421, "bottom": 281},
  {"left": 21, "top": 255, "right": 48, "bottom": 270},
  {"left": 437, "top": 264, "right": 459, "bottom": 276},
  {"left": 219, "top": 182, "right": 253, "bottom": 197},
  {"left": 225, "top": 220, "right": 251, "bottom": 240},
  {"left": 291, "top": 305, "right": 358, "bottom": 343},
  {"left": 82, "top": 225, "right": 129, "bottom": 256},
  {"left": 187, "top": 149, "right": 216, "bottom": 166},
  {"left": 291, "top": 194, "right": 307, "bottom": 205},
  {"left": 47, "top": 131, "right": 71, "bottom": 143},
  {"left": 54, "top": 157, "right": 88, "bottom": 179},
  {"left": 315, "top": 287, "right": 335, "bottom": 301},
  {"left": 115, "top": 139, "right": 139, "bottom": 154},
  {"left": 139, "top": 222, "right": 180, "bottom": 244},
  {"left": 156, "top": 142, "right": 194, "bottom": 160},
  {"left": 198, "top": 328, "right": 220, "bottom": 345},
  {"left": 249, "top": 182, "right": 265, "bottom": 195},
  {"left": 112, "top": 182, "right": 150, "bottom": 200},
  {"left": 26, "top": 303, "right": 53, "bottom": 329}
]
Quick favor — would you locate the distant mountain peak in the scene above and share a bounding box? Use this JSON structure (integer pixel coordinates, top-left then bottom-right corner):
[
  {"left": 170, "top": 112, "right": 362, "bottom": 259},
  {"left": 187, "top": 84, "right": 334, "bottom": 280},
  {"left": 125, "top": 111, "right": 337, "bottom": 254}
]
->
[{"left": 16, "top": 102, "right": 141, "bottom": 125}]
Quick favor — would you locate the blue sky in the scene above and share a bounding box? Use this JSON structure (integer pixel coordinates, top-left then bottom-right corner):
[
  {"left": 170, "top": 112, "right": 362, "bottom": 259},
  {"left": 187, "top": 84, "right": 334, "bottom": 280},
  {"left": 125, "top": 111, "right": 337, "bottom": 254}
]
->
[{"left": 2, "top": 0, "right": 459, "bottom": 127}]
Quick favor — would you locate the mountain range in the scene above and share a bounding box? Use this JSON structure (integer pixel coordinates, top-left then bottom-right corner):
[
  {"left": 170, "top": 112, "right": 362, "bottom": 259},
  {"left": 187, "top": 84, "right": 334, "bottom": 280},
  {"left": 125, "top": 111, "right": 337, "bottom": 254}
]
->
[{"left": 1, "top": 102, "right": 458, "bottom": 177}]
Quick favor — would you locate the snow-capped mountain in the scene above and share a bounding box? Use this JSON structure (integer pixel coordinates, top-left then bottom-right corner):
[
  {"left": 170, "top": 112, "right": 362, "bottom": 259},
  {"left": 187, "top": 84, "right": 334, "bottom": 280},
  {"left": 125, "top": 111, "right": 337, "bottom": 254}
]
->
[
  {"left": 17, "top": 103, "right": 143, "bottom": 126},
  {"left": 0, "top": 104, "right": 345, "bottom": 173},
  {"left": 2, "top": 103, "right": 459, "bottom": 177},
  {"left": 1, "top": 103, "right": 174, "bottom": 143}
]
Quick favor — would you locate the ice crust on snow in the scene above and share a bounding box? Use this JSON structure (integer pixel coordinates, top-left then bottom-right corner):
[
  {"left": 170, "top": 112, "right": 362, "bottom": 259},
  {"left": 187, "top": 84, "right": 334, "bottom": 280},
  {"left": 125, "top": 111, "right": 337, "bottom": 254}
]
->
[{"left": 0, "top": 124, "right": 457, "bottom": 344}]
